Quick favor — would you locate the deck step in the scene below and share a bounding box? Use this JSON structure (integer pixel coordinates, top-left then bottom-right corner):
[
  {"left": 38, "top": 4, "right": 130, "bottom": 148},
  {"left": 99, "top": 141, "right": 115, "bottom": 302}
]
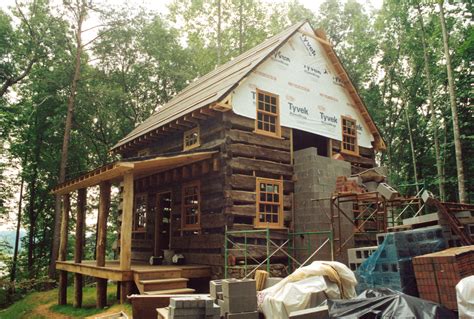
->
[
  {"left": 139, "top": 278, "right": 189, "bottom": 285},
  {"left": 139, "top": 277, "right": 189, "bottom": 291},
  {"left": 144, "top": 288, "right": 195, "bottom": 295}
]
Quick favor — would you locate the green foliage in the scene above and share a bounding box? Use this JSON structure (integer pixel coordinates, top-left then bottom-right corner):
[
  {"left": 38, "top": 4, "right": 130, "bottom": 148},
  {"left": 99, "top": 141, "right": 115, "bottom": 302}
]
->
[{"left": 0, "top": 0, "right": 471, "bottom": 307}]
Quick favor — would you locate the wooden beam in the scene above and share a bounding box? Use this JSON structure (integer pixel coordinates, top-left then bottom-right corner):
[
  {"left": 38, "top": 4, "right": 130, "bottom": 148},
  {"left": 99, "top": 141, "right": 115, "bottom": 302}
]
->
[
  {"left": 120, "top": 281, "right": 132, "bottom": 304},
  {"left": 74, "top": 188, "right": 86, "bottom": 308},
  {"left": 96, "top": 182, "right": 110, "bottom": 267},
  {"left": 75, "top": 189, "right": 86, "bottom": 263},
  {"left": 120, "top": 173, "right": 134, "bottom": 271},
  {"left": 56, "top": 261, "right": 133, "bottom": 281},
  {"left": 96, "top": 182, "right": 110, "bottom": 309},
  {"left": 58, "top": 194, "right": 70, "bottom": 306},
  {"left": 191, "top": 111, "right": 206, "bottom": 120}
]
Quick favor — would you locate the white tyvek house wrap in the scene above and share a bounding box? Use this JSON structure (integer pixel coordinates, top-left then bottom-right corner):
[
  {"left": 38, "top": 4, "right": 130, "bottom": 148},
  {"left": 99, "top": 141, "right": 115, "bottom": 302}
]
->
[{"left": 231, "top": 23, "right": 375, "bottom": 149}]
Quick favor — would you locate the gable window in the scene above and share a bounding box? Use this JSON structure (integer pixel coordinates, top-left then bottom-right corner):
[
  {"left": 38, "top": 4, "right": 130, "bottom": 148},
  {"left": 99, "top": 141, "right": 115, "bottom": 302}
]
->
[
  {"left": 134, "top": 193, "right": 147, "bottom": 232},
  {"left": 341, "top": 116, "right": 358, "bottom": 155},
  {"left": 255, "top": 178, "right": 283, "bottom": 228},
  {"left": 182, "top": 181, "right": 200, "bottom": 230},
  {"left": 183, "top": 126, "right": 200, "bottom": 151},
  {"left": 255, "top": 89, "right": 280, "bottom": 137}
]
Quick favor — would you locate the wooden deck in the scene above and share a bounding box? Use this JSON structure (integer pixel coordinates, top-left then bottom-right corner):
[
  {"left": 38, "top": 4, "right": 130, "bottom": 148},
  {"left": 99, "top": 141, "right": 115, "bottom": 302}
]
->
[{"left": 56, "top": 260, "right": 211, "bottom": 282}]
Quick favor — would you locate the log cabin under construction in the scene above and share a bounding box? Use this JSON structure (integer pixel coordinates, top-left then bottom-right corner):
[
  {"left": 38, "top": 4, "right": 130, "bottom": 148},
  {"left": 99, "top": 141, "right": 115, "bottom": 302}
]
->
[{"left": 52, "top": 21, "right": 386, "bottom": 308}]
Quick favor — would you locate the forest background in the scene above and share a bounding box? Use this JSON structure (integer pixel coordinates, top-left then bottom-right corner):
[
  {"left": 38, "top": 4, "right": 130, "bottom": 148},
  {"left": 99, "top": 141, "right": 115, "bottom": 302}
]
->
[{"left": 0, "top": 0, "right": 472, "bottom": 307}]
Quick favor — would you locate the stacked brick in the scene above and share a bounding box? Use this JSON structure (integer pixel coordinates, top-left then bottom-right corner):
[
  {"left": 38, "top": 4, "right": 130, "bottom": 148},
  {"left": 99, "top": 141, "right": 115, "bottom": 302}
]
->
[
  {"left": 210, "top": 279, "right": 258, "bottom": 319},
  {"left": 413, "top": 245, "right": 474, "bottom": 310},
  {"left": 334, "top": 176, "right": 365, "bottom": 194}
]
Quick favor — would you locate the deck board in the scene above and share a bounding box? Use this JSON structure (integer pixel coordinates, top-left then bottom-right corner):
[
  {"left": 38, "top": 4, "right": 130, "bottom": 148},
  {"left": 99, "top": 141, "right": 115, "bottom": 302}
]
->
[{"left": 56, "top": 260, "right": 211, "bottom": 281}]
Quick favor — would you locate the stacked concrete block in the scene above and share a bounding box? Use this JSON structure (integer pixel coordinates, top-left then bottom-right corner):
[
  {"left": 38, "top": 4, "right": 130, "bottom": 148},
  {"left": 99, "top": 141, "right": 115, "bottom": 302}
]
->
[
  {"left": 293, "top": 148, "right": 353, "bottom": 264},
  {"left": 209, "top": 280, "right": 222, "bottom": 301},
  {"left": 221, "top": 279, "right": 258, "bottom": 319},
  {"left": 347, "top": 246, "right": 378, "bottom": 270},
  {"left": 167, "top": 296, "right": 220, "bottom": 319},
  {"left": 376, "top": 183, "right": 398, "bottom": 201}
]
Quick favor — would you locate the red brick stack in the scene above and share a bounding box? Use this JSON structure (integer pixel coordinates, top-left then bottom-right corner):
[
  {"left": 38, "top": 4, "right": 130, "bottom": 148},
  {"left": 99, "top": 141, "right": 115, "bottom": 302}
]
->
[
  {"left": 334, "top": 176, "right": 365, "bottom": 194},
  {"left": 413, "top": 245, "right": 474, "bottom": 310}
]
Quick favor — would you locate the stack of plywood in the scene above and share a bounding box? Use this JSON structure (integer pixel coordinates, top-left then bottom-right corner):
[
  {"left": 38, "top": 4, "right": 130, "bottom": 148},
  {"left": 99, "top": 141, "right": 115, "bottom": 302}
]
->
[{"left": 413, "top": 245, "right": 474, "bottom": 310}]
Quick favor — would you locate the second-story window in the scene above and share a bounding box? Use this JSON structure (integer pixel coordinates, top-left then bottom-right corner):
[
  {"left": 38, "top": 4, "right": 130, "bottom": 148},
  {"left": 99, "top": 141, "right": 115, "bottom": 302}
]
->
[
  {"left": 341, "top": 116, "right": 358, "bottom": 155},
  {"left": 255, "top": 89, "right": 280, "bottom": 137},
  {"left": 183, "top": 126, "right": 200, "bottom": 151}
]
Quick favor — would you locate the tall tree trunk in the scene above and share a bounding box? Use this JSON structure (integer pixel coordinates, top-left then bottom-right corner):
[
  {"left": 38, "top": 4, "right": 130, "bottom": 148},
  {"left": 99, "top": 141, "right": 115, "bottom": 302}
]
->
[
  {"left": 10, "top": 177, "right": 24, "bottom": 286},
  {"left": 438, "top": 0, "right": 466, "bottom": 202},
  {"left": 239, "top": 0, "right": 243, "bottom": 54},
  {"left": 49, "top": 0, "right": 86, "bottom": 278},
  {"left": 417, "top": 4, "right": 445, "bottom": 200},
  {"left": 404, "top": 107, "right": 420, "bottom": 195},
  {"left": 217, "top": 0, "right": 222, "bottom": 65}
]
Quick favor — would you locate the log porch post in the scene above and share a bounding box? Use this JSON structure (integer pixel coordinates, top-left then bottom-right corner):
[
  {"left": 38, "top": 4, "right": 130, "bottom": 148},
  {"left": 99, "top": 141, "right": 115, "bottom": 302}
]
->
[
  {"left": 96, "top": 182, "right": 111, "bottom": 308},
  {"left": 120, "top": 172, "right": 134, "bottom": 303},
  {"left": 73, "top": 188, "right": 86, "bottom": 308},
  {"left": 58, "top": 194, "right": 70, "bottom": 305}
]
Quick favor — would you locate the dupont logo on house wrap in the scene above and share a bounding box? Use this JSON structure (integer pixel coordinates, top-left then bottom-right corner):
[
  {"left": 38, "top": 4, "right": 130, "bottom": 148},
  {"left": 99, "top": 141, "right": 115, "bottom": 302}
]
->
[
  {"left": 288, "top": 102, "right": 309, "bottom": 118},
  {"left": 320, "top": 112, "right": 337, "bottom": 127},
  {"left": 271, "top": 50, "right": 291, "bottom": 66},
  {"left": 300, "top": 34, "right": 317, "bottom": 56},
  {"left": 304, "top": 64, "right": 322, "bottom": 78}
]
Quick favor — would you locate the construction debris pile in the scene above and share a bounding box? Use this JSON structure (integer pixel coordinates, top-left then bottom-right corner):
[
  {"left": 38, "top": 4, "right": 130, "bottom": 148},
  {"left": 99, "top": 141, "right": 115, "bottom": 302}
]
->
[
  {"left": 151, "top": 166, "right": 474, "bottom": 319},
  {"left": 356, "top": 226, "right": 448, "bottom": 295}
]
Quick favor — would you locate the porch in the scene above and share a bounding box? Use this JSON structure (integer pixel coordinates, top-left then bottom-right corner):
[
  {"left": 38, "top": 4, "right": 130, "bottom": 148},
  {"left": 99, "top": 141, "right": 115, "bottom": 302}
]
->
[
  {"left": 55, "top": 260, "right": 211, "bottom": 282},
  {"left": 51, "top": 151, "right": 218, "bottom": 308}
]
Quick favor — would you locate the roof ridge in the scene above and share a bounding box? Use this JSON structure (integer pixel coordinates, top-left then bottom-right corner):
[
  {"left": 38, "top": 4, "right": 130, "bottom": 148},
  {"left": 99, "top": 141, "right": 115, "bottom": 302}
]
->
[{"left": 112, "top": 21, "right": 306, "bottom": 151}]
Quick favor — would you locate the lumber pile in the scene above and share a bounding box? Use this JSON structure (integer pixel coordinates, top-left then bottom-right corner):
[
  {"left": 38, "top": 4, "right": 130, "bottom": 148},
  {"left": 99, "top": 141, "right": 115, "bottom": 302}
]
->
[{"left": 413, "top": 245, "right": 474, "bottom": 310}]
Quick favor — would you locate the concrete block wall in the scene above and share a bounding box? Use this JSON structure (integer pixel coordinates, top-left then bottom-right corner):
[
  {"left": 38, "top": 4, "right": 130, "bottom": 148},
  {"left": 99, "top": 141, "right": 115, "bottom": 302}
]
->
[{"left": 293, "top": 147, "right": 354, "bottom": 264}]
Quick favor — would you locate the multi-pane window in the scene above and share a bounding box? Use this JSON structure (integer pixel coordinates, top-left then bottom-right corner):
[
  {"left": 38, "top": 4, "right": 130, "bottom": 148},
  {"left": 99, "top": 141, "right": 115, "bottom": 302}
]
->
[
  {"left": 255, "top": 178, "right": 283, "bottom": 228},
  {"left": 134, "top": 193, "right": 147, "bottom": 231},
  {"left": 182, "top": 181, "right": 200, "bottom": 229},
  {"left": 256, "top": 90, "right": 280, "bottom": 137},
  {"left": 342, "top": 116, "right": 358, "bottom": 154},
  {"left": 183, "top": 127, "right": 200, "bottom": 150}
]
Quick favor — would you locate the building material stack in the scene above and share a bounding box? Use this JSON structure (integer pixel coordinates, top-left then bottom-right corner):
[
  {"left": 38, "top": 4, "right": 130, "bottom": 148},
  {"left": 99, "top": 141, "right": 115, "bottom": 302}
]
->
[
  {"left": 218, "top": 279, "right": 258, "bottom": 319},
  {"left": 356, "top": 226, "right": 448, "bottom": 296},
  {"left": 157, "top": 296, "right": 220, "bottom": 319},
  {"left": 413, "top": 246, "right": 474, "bottom": 310},
  {"left": 347, "top": 246, "right": 377, "bottom": 271}
]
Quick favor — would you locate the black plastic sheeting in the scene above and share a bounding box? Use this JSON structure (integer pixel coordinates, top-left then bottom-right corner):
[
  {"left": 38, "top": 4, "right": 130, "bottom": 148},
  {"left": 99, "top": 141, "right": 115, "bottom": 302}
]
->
[{"left": 326, "top": 288, "right": 456, "bottom": 319}]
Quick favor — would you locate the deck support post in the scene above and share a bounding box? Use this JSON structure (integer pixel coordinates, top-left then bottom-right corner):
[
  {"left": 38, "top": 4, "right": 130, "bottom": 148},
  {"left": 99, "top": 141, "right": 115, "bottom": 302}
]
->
[
  {"left": 74, "top": 188, "right": 86, "bottom": 308},
  {"left": 96, "top": 182, "right": 111, "bottom": 308},
  {"left": 58, "top": 194, "right": 70, "bottom": 306},
  {"left": 120, "top": 281, "right": 131, "bottom": 304},
  {"left": 119, "top": 173, "right": 133, "bottom": 304}
]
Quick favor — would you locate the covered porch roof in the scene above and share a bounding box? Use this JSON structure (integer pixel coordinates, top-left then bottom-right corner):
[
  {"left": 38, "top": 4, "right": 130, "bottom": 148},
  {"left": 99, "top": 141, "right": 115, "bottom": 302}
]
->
[{"left": 52, "top": 151, "right": 217, "bottom": 195}]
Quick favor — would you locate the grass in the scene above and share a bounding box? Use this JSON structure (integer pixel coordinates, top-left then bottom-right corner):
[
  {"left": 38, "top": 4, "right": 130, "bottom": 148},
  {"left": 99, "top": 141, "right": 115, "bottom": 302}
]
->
[{"left": 0, "top": 284, "right": 132, "bottom": 319}]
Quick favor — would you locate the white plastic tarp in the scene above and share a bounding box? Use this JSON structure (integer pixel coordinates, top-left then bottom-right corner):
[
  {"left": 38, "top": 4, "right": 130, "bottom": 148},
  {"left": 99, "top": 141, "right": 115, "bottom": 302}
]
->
[
  {"left": 456, "top": 275, "right": 474, "bottom": 319},
  {"left": 258, "top": 261, "right": 357, "bottom": 319}
]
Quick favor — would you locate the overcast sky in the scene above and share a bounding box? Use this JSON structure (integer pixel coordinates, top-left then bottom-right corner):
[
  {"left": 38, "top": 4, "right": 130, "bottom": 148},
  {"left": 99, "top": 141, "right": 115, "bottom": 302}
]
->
[{"left": 1, "top": 0, "right": 383, "bottom": 17}]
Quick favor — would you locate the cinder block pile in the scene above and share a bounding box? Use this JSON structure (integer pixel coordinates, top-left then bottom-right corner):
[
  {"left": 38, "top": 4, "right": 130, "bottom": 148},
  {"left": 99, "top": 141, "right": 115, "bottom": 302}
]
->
[
  {"left": 413, "top": 245, "right": 474, "bottom": 310},
  {"left": 158, "top": 296, "right": 220, "bottom": 319},
  {"left": 210, "top": 279, "right": 258, "bottom": 319},
  {"left": 356, "top": 226, "right": 448, "bottom": 296}
]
